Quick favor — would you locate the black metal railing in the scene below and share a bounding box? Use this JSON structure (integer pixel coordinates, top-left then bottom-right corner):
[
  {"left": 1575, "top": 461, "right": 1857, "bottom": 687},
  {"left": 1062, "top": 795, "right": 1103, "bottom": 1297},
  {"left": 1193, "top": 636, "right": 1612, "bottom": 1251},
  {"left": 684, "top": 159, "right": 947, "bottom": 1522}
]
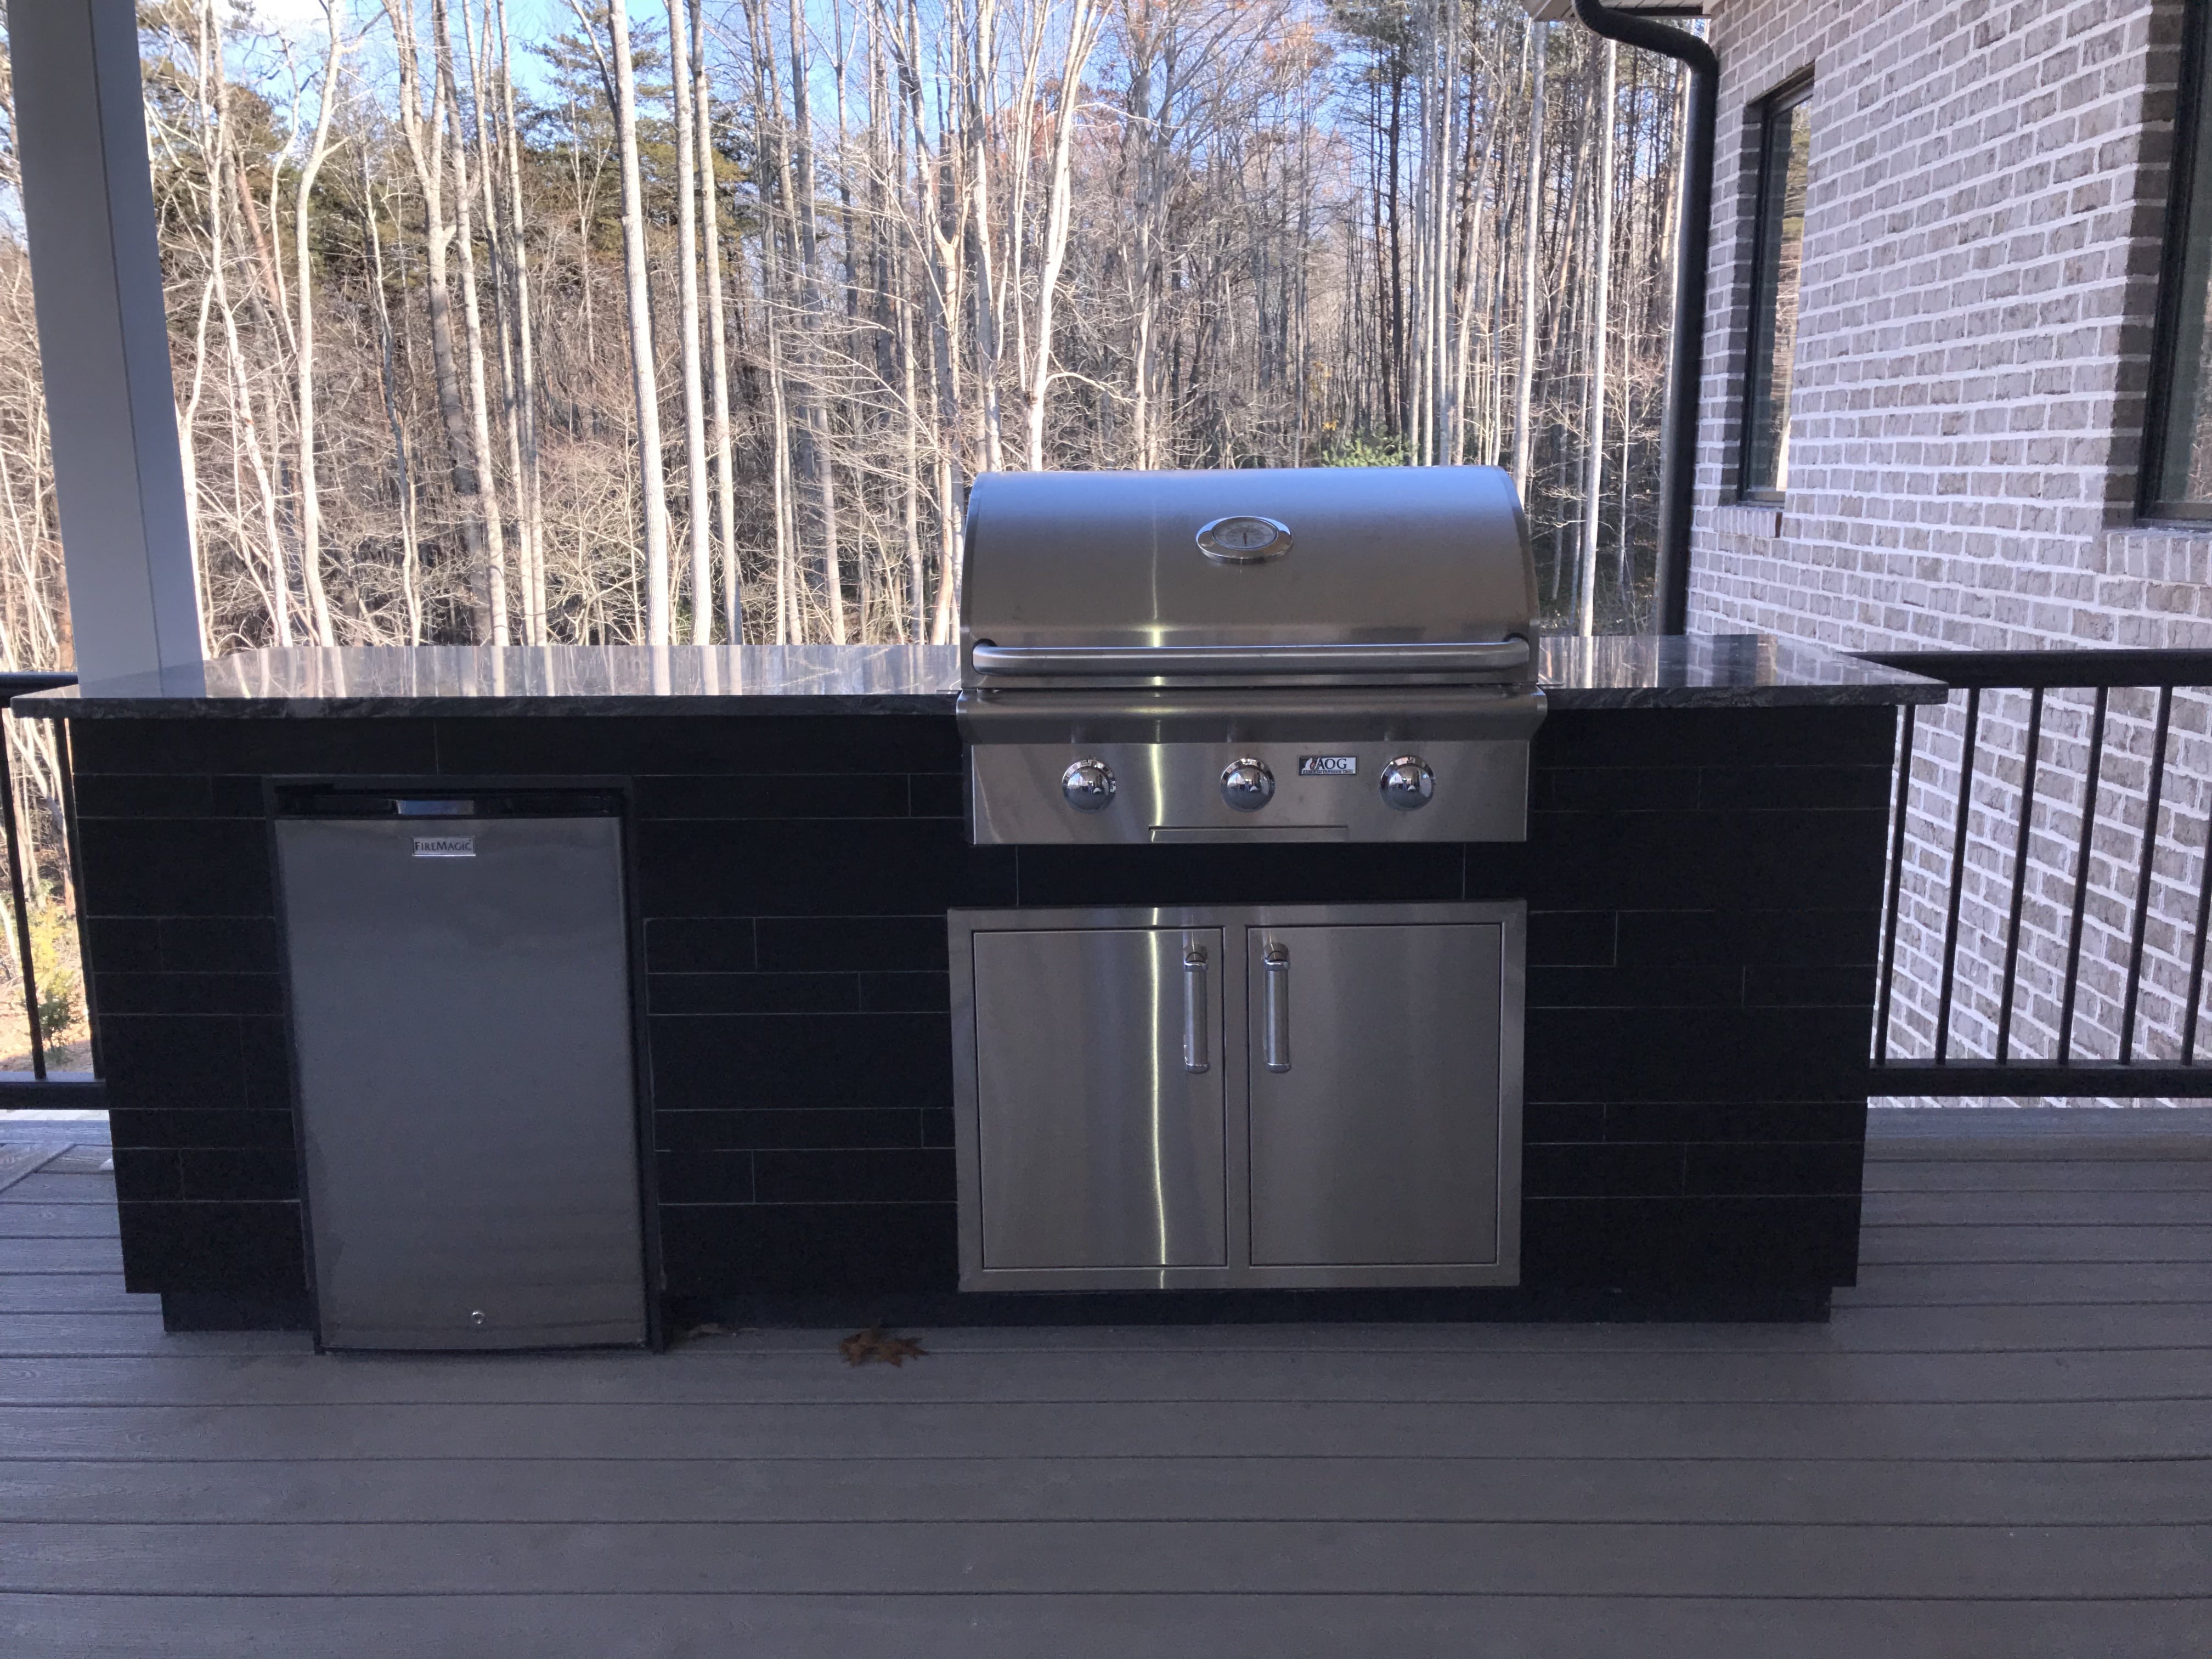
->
[
  {"left": 1861, "top": 649, "right": 2212, "bottom": 1097},
  {"left": 0, "top": 671, "right": 93, "bottom": 1096}
]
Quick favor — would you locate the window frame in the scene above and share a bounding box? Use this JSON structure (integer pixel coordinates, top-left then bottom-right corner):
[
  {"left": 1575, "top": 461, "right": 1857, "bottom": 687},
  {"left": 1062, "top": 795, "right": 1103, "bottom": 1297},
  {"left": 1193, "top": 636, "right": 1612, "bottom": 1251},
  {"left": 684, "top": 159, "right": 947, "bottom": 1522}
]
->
[
  {"left": 2142, "top": 0, "right": 2212, "bottom": 521},
  {"left": 1736, "top": 71, "right": 1816, "bottom": 506}
]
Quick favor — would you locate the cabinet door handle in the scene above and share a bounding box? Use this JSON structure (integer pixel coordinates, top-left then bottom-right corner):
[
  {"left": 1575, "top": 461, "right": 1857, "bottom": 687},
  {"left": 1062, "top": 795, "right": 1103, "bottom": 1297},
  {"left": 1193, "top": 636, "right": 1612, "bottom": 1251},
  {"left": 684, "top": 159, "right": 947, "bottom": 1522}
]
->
[
  {"left": 1262, "top": 941, "right": 1291, "bottom": 1073},
  {"left": 1182, "top": 945, "right": 1210, "bottom": 1073}
]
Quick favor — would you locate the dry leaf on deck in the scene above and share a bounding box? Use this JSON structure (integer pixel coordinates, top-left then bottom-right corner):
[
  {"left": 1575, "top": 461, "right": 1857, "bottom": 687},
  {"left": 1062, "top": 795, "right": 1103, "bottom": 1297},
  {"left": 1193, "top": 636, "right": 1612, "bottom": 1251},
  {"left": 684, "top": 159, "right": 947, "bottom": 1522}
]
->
[{"left": 840, "top": 1326, "right": 927, "bottom": 1367}]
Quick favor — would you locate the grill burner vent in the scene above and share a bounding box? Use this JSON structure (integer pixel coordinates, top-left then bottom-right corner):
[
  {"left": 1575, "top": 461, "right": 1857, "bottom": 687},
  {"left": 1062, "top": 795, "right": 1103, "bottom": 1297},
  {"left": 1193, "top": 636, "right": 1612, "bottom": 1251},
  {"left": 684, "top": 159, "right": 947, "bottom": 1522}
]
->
[{"left": 958, "top": 466, "right": 1545, "bottom": 845}]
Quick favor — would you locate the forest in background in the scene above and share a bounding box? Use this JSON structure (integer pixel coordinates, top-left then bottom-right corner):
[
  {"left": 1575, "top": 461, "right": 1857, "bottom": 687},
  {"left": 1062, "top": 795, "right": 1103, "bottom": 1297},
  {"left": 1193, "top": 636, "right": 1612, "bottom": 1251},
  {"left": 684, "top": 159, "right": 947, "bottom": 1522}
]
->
[{"left": 0, "top": 0, "right": 1689, "bottom": 666}]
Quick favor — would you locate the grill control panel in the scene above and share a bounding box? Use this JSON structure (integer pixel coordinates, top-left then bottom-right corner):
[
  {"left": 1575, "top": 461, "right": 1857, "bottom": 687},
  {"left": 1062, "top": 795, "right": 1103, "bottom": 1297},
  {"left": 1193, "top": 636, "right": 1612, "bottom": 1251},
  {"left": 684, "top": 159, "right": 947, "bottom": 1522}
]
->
[{"left": 968, "top": 728, "right": 1539, "bottom": 845}]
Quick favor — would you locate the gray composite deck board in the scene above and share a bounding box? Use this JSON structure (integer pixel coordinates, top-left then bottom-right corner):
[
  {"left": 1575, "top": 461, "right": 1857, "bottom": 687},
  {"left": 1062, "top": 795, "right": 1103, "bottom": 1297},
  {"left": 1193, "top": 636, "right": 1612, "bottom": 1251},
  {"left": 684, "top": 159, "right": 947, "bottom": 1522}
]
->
[
  {"left": 5, "top": 1594, "right": 2209, "bottom": 1659},
  {"left": 0, "top": 1280, "right": 156, "bottom": 1315},
  {"left": 2, "top": 1346, "right": 2208, "bottom": 1405},
  {"left": 0, "top": 1111, "right": 2208, "bottom": 1655},
  {"left": 8, "top": 1451, "right": 2203, "bottom": 1531},
  {"left": 0, "top": 1237, "right": 124, "bottom": 1274},
  {"left": 1864, "top": 1189, "right": 2212, "bottom": 1223},
  {"left": 1857, "top": 1223, "right": 2212, "bottom": 1263},
  {"left": 0, "top": 1207, "right": 136, "bottom": 1240},
  {"left": 4, "top": 1518, "right": 2205, "bottom": 1598},
  {"left": 1836, "top": 1261, "right": 2212, "bottom": 1304},
  {"left": 5, "top": 1453, "right": 2208, "bottom": 1526},
  {"left": 1864, "top": 1160, "right": 2212, "bottom": 1192},
  {"left": 0, "top": 1172, "right": 117, "bottom": 1205},
  {"left": 10, "top": 1398, "right": 2211, "bottom": 1461}
]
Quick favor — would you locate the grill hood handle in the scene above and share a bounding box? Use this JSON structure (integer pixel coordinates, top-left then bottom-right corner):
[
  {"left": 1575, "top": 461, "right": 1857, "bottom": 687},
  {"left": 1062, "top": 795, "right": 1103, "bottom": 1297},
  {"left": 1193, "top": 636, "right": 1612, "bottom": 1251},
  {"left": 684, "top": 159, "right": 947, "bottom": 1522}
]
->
[{"left": 969, "top": 638, "right": 1532, "bottom": 677}]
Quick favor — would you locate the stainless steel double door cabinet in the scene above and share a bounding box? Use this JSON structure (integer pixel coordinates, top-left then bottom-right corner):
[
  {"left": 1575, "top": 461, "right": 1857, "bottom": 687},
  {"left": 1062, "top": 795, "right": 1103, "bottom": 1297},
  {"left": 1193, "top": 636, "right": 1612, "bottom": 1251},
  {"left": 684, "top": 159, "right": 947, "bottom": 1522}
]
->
[
  {"left": 949, "top": 902, "right": 1524, "bottom": 1290},
  {"left": 276, "top": 793, "right": 648, "bottom": 1350}
]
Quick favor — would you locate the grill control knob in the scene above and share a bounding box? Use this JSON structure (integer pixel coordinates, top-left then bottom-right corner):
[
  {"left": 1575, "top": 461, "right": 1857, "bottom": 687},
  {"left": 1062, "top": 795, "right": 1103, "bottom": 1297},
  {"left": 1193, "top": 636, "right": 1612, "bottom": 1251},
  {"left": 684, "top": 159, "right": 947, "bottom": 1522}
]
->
[
  {"left": 1221, "top": 757, "right": 1276, "bottom": 811},
  {"left": 1061, "top": 758, "right": 1117, "bottom": 811},
  {"left": 1379, "top": 755, "right": 1435, "bottom": 811}
]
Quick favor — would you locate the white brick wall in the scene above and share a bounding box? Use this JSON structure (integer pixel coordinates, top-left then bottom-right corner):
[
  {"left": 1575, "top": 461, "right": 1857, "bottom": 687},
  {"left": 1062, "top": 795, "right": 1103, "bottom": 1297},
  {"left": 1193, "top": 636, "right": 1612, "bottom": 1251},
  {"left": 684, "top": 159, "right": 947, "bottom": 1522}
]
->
[{"left": 1690, "top": 0, "right": 2212, "bottom": 1098}]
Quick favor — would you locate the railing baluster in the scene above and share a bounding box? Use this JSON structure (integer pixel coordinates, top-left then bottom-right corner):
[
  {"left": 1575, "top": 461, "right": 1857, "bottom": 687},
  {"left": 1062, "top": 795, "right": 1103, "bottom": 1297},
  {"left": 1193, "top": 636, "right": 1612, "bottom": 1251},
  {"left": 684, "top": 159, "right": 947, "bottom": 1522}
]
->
[
  {"left": 2119, "top": 687, "right": 2174, "bottom": 1064},
  {"left": 1995, "top": 687, "right": 2044, "bottom": 1063},
  {"left": 0, "top": 673, "right": 85, "bottom": 1093},
  {"left": 2058, "top": 686, "right": 2109, "bottom": 1066},
  {"left": 1875, "top": 704, "right": 1917, "bottom": 1064},
  {"left": 0, "top": 714, "right": 46, "bottom": 1081},
  {"left": 1934, "top": 688, "right": 1981, "bottom": 1064},
  {"left": 2186, "top": 722, "right": 2212, "bottom": 1065},
  {"left": 52, "top": 724, "right": 97, "bottom": 1080}
]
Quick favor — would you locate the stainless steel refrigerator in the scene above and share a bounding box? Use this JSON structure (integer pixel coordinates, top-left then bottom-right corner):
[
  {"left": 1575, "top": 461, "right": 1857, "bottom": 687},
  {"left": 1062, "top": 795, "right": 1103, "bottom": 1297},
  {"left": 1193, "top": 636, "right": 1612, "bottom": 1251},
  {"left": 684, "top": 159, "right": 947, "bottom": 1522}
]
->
[{"left": 275, "top": 792, "right": 648, "bottom": 1350}]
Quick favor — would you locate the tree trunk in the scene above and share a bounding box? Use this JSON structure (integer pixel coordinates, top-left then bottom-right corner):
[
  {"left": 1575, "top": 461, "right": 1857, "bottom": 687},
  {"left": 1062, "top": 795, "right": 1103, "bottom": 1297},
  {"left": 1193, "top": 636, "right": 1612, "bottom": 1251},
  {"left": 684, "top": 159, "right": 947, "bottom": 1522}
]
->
[
  {"left": 383, "top": 0, "right": 493, "bottom": 641},
  {"left": 693, "top": 0, "right": 740, "bottom": 642},
  {"left": 1019, "top": 0, "right": 1101, "bottom": 471},
  {"left": 1576, "top": 38, "right": 1616, "bottom": 639},
  {"left": 290, "top": 5, "right": 343, "bottom": 646},
  {"left": 601, "top": 0, "right": 672, "bottom": 644},
  {"left": 472, "top": 0, "right": 542, "bottom": 644},
  {"left": 1511, "top": 18, "right": 1545, "bottom": 500},
  {"left": 362, "top": 169, "right": 424, "bottom": 645},
  {"left": 442, "top": 0, "right": 510, "bottom": 644},
  {"left": 668, "top": 0, "right": 712, "bottom": 644}
]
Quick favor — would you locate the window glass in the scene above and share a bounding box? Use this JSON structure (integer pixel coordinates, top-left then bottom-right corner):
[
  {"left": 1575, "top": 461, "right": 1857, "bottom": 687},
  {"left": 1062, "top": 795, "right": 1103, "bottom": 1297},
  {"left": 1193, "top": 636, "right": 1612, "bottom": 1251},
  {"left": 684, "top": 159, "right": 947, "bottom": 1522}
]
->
[
  {"left": 2150, "top": 7, "right": 2212, "bottom": 514},
  {"left": 1741, "top": 84, "right": 1812, "bottom": 500}
]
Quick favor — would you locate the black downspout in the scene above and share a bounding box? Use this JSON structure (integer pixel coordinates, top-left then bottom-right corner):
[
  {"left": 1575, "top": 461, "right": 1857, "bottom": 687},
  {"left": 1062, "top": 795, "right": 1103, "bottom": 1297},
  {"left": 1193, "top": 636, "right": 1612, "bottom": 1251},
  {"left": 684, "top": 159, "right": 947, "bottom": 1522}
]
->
[{"left": 1570, "top": 0, "right": 1718, "bottom": 634}]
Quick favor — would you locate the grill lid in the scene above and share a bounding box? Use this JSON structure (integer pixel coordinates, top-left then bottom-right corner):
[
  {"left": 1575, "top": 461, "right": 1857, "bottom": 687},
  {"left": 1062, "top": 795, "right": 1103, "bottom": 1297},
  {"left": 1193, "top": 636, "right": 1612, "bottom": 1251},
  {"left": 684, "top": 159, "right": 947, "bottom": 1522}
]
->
[{"left": 961, "top": 466, "right": 1536, "bottom": 685}]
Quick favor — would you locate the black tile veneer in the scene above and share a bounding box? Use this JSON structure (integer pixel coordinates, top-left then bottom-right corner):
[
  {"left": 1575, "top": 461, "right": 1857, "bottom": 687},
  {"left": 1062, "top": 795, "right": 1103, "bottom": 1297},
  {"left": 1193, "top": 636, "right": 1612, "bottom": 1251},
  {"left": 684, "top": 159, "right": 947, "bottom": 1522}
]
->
[
  {"left": 658, "top": 1202, "right": 957, "bottom": 1296},
  {"left": 116, "top": 1200, "right": 307, "bottom": 1296},
  {"left": 755, "top": 916, "right": 949, "bottom": 972},
  {"left": 657, "top": 1108, "right": 929, "bottom": 1152},
  {"left": 648, "top": 1013, "right": 956, "bottom": 1113},
  {"left": 73, "top": 703, "right": 1896, "bottom": 1322},
  {"left": 1521, "top": 1196, "right": 1861, "bottom": 1289},
  {"left": 109, "top": 1106, "right": 295, "bottom": 1151}
]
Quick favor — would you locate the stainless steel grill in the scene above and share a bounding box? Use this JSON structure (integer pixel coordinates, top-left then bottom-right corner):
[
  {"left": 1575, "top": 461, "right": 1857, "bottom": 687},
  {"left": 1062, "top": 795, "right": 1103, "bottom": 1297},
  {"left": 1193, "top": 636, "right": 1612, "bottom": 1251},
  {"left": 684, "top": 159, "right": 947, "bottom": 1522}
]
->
[{"left": 958, "top": 466, "right": 1546, "bottom": 844}]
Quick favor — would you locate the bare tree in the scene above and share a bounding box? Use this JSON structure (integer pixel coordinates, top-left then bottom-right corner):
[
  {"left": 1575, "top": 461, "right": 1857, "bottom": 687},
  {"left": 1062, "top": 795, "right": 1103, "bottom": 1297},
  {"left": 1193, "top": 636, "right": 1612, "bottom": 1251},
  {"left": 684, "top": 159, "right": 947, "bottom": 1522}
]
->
[
  {"left": 289, "top": 1, "right": 348, "bottom": 645},
  {"left": 578, "top": 0, "right": 673, "bottom": 642}
]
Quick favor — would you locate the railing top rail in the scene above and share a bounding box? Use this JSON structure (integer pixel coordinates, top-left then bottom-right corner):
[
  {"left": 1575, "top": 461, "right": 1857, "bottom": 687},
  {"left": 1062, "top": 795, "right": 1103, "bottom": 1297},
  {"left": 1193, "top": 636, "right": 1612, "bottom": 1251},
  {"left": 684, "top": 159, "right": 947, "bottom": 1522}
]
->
[
  {"left": 0, "top": 672, "right": 77, "bottom": 697},
  {"left": 1855, "top": 649, "right": 2212, "bottom": 689}
]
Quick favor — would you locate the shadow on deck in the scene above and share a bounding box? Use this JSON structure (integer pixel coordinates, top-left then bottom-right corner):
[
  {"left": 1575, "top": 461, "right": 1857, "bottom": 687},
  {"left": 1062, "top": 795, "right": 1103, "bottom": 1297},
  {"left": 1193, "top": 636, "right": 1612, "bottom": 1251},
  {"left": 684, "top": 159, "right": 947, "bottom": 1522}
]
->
[{"left": 0, "top": 1108, "right": 2207, "bottom": 1656}]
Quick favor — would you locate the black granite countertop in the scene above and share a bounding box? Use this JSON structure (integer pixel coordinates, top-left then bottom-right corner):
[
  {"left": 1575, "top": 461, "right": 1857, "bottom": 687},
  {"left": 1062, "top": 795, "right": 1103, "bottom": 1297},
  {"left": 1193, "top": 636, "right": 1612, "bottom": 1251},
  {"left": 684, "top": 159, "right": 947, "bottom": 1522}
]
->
[
  {"left": 10, "top": 644, "right": 961, "bottom": 718},
  {"left": 9, "top": 635, "right": 1943, "bottom": 719},
  {"left": 1537, "top": 634, "right": 1948, "bottom": 707}
]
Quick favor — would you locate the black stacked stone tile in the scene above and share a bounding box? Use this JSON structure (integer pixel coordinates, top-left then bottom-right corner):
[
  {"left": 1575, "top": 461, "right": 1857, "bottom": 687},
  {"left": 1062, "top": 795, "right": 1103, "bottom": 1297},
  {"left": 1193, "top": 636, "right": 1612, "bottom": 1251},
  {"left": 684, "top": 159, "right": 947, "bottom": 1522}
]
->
[{"left": 69, "top": 700, "right": 1894, "bottom": 1328}]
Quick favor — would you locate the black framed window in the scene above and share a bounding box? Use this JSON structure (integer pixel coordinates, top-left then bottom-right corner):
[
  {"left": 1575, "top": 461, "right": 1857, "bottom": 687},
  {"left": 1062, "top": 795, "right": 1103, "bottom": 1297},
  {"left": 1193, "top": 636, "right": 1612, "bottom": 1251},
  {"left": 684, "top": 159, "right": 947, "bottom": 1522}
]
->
[
  {"left": 2146, "top": 0, "right": 2212, "bottom": 518},
  {"left": 1739, "top": 77, "right": 1813, "bottom": 501}
]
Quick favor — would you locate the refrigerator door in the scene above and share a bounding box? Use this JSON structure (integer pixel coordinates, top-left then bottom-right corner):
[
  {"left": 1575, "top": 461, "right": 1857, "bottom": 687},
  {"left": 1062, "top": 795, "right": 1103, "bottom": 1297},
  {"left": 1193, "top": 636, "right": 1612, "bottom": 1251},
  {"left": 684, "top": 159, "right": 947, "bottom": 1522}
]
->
[
  {"left": 970, "top": 926, "right": 1227, "bottom": 1272},
  {"left": 1246, "top": 922, "right": 1504, "bottom": 1268},
  {"left": 276, "top": 812, "right": 646, "bottom": 1349}
]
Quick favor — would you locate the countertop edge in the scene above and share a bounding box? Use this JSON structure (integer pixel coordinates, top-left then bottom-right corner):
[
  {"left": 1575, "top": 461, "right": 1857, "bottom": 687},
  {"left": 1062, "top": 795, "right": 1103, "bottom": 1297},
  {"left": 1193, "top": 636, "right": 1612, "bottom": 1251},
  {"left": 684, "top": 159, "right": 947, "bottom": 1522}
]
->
[
  {"left": 9, "top": 684, "right": 1948, "bottom": 718},
  {"left": 1542, "top": 683, "right": 1950, "bottom": 709},
  {"left": 6, "top": 690, "right": 968, "bottom": 720}
]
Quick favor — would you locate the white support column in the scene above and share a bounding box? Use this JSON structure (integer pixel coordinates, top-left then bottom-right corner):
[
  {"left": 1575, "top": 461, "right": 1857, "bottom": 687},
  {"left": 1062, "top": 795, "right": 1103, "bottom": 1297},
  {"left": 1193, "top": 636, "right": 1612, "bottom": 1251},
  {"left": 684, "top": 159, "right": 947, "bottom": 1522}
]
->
[{"left": 9, "top": 0, "right": 203, "bottom": 681}]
